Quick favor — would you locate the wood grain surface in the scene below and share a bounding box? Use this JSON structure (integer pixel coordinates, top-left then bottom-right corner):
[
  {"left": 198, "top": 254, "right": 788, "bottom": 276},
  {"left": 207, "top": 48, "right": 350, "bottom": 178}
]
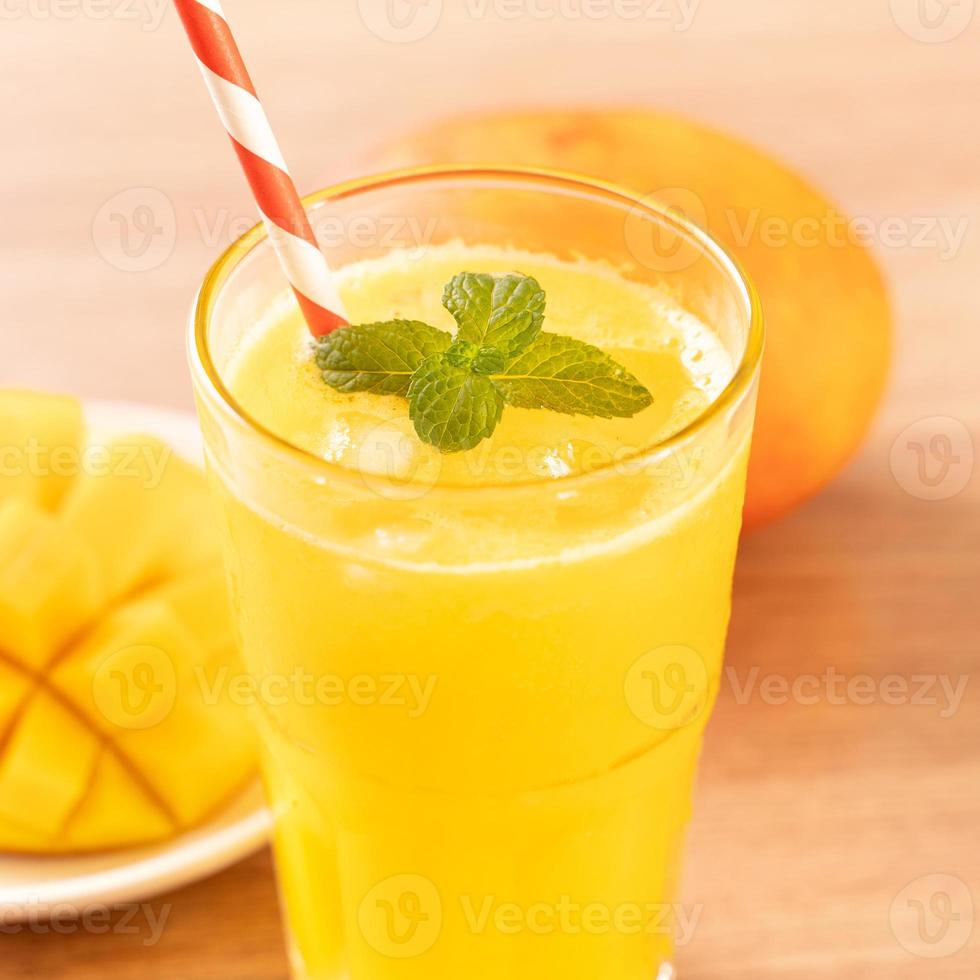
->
[{"left": 1, "top": 1, "right": 978, "bottom": 976}]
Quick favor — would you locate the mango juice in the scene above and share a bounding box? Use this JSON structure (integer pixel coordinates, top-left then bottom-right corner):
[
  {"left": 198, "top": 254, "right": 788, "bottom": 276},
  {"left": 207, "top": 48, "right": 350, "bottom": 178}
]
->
[{"left": 195, "top": 234, "right": 757, "bottom": 979}]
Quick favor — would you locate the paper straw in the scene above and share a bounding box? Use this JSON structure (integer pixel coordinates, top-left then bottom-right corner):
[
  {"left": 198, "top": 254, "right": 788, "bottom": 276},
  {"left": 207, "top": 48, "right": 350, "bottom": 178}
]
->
[{"left": 173, "top": 0, "right": 348, "bottom": 336}]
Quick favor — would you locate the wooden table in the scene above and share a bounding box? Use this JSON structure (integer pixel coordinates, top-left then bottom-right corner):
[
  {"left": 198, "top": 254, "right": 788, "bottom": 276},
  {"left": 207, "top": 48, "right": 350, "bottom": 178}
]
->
[{"left": 2, "top": 1, "right": 977, "bottom": 976}]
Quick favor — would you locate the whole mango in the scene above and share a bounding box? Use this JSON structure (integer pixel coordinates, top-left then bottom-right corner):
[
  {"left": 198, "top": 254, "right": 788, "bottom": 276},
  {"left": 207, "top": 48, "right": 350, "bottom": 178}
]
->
[{"left": 371, "top": 110, "right": 891, "bottom": 529}]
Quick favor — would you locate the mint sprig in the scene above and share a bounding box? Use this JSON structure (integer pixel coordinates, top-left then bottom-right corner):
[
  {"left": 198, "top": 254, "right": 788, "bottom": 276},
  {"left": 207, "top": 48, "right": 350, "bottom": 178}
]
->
[{"left": 315, "top": 272, "right": 653, "bottom": 454}]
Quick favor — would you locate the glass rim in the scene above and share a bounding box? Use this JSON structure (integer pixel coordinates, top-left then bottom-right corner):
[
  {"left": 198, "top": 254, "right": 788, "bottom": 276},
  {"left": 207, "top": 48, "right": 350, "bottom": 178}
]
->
[{"left": 189, "top": 164, "right": 765, "bottom": 493}]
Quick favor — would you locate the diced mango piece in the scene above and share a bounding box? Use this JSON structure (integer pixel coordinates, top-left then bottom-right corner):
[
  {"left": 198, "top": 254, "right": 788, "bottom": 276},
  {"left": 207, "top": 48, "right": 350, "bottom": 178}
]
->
[
  {"left": 115, "top": 680, "right": 255, "bottom": 829},
  {"left": 143, "top": 566, "right": 236, "bottom": 659},
  {"left": 51, "top": 582, "right": 252, "bottom": 830},
  {"left": 0, "top": 498, "right": 105, "bottom": 670},
  {"left": 0, "top": 389, "right": 83, "bottom": 511},
  {"left": 62, "top": 749, "right": 175, "bottom": 851},
  {"left": 57, "top": 434, "right": 174, "bottom": 601},
  {"left": 57, "top": 435, "right": 222, "bottom": 602},
  {"left": 0, "top": 659, "right": 32, "bottom": 739},
  {"left": 0, "top": 694, "right": 100, "bottom": 838},
  {"left": 0, "top": 813, "right": 50, "bottom": 852},
  {"left": 50, "top": 597, "right": 202, "bottom": 738}
]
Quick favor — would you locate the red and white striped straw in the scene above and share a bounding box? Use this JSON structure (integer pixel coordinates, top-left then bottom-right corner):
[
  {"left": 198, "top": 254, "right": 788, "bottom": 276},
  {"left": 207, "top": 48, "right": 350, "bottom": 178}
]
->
[{"left": 173, "top": 0, "right": 348, "bottom": 337}]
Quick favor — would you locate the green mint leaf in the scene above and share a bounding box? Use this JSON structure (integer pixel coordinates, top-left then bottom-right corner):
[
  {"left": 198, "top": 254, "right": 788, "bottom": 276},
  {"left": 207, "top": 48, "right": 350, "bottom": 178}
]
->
[
  {"left": 491, "top": 333, "right": 653, "bottom": 419},
  {"left": 445, "top": 339, "right": 479, "bottom": 369},
  {"left": 407, "top": 353, "right": 505, "bottom": 453},
  {"left": 442, "top": 340, "right": 507, "bottom": 375},
  {"left": 472, "top": 347, "right": 507, "bottom": 375},
  {"left": 316, "top": 320, "right": 451, "bottom": 396},
  {"left": 443, "top": 272, "right": 545, "bottom": 354}
]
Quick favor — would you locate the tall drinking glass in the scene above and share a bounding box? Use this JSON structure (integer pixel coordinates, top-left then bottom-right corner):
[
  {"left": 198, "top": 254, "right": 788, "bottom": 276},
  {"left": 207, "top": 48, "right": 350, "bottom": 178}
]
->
[{"left": 189, "top": 168, "right": 763, "bottom": 980}]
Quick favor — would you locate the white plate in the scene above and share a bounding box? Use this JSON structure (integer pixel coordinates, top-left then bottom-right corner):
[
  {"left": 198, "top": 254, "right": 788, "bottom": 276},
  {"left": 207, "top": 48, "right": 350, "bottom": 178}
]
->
[{"left": 0, "top": 400, "right": 272, "bottom": 921}]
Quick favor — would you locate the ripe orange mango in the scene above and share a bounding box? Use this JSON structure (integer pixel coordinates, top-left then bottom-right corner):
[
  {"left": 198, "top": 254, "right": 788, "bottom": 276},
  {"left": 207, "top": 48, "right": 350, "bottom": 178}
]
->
[
  {"left": 0, "top": 390, "right": 255, "bottom": 853},
  {"left": 372, "top": 110, "right": 891, "bottom": 528}
]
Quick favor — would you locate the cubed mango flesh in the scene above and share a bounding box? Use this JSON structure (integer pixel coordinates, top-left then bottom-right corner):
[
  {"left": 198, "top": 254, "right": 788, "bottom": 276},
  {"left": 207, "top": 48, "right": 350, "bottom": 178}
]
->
[
  {"left": 58, "top": 435, "right": 180, "bottom": 601},
  {"left": 0, "top": 498, "right": 105, "bottom": 670},
  {"left": 62, "top": 749, "right": 174, "bottom": 851},
  {"left": 0, "top": 694, "right": 101, "bottom": 840},
  {"left": 51, "top": 572, "right": 253, "bottom": 831},
  {"left": 50, "top": 595, "right": 204, "bottom": 739},
  {"left": 144, "top": 567, "right": 236, "bottom": 661},
  {"left": 0, "top": 658, "right": 32, "bottom": 741},
  {"left": 0, "top": 395, "right": 256, "bottom": 854},
  {"left": 0, "top": 390, "right": 83, "bottom": 511}
]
